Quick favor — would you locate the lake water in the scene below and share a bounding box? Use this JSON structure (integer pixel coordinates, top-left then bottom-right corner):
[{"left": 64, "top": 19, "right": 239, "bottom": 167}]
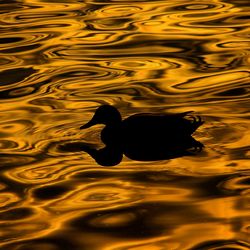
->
[{"left": 0, "top": 0, "right": 249, "bottom": 249}]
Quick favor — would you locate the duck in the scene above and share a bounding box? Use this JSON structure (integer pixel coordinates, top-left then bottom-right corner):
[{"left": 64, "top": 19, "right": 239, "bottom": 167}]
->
[{"left": 79, "top": 105, "right": 204, "bottom": 166}]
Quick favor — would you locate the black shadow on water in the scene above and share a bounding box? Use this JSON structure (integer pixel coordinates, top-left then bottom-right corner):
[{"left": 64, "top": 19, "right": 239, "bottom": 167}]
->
[{"left": 60, "top": 105, "right": 204, "bottom": 166}]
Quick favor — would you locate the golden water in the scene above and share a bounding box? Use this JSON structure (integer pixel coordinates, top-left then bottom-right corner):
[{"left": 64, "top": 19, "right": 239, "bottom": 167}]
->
[{"left": 0, "top": 0, "right": 249, "bottom": 249}]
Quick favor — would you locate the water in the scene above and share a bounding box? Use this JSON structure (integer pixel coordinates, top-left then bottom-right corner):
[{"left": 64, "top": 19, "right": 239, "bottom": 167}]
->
[{"left": 0, "top": 0, "right": 249, "bottom": 249}]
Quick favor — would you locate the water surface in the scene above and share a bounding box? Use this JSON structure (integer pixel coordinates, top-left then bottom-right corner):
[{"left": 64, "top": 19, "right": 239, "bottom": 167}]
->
[{"left": 0, "top": 0, "right": 249, "bottom": 249}]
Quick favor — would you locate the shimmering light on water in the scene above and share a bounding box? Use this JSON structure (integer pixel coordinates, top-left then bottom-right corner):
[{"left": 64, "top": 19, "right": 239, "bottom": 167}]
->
[{"left": 0, "top": 0, "right": 249, "bottom": 249}]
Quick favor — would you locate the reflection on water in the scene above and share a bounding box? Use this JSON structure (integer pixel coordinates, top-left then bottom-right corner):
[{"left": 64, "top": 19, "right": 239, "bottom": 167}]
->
[
  {"left": 72, "top": 105, "right": 204, "bottom": 166},
  {"left": 0, "top": 0, "right": 249, "bottom": 249}
]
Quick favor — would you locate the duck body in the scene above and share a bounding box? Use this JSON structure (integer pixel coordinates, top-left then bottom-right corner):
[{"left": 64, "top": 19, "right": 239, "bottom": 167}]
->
[
  {"left": 80, "top": 105, "right": 204, "bottom": 165},
  {"left": 101, "top": 111, "right": 201, "bottom": 146},
  {"left": 122, "top": 112, "right": 198, "bottom": 141},
  {"left": 122, "top": 113, "right": 203, "bottom": 160}
]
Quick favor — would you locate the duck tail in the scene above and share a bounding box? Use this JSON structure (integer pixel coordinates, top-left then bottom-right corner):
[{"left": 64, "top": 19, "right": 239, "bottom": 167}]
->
[
  {"left": 190, "top": 115, "right": 204, "bottom": 133},
  {"left": 182, "top": 111, "right": 194, "bottom": 116}
]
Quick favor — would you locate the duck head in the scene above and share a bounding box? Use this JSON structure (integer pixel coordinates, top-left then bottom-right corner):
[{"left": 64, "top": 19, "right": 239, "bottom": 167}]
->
[{"left": 80, "top": 105, "right": 122, "bottom": 129}]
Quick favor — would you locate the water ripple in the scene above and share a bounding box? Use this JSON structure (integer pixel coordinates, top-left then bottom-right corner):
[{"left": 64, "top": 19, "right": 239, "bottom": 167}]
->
[{"left": 0, "top": 0, "right": 249, "bottom": 249}]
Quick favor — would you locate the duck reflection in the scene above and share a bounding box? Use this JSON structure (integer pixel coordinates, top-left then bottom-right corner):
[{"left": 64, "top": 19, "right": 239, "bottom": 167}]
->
[{"left": 63, "top": 105, "right": 204, "bottom": 166}]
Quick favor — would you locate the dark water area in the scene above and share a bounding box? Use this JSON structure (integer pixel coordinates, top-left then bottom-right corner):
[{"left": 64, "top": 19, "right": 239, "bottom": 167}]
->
[{"left": 0, "top": 0, "right": 249, "bottom": 249}]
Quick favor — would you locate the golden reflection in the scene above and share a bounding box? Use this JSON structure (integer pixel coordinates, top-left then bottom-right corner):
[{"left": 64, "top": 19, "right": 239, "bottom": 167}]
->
[{"left": 0, "top": 0, "right": 249, "bottom": 249}]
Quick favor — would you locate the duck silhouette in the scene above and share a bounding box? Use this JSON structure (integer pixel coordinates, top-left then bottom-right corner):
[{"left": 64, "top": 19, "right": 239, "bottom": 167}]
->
[{"left": 65, "top": 105, "right": 205, "bottom": 166}]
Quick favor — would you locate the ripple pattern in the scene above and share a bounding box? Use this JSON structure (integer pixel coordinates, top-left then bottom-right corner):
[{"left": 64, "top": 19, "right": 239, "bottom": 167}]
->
[{"left": 0, "top": 0, "right": 249, "bottom": 249}]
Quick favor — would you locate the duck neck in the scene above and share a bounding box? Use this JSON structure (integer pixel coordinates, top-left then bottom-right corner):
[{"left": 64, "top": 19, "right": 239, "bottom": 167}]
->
[{"left": 103, "top": 112, "right": 122, "bottom": 127}]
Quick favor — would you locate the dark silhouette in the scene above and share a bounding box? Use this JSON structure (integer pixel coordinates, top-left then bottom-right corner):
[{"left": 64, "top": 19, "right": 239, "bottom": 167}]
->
[{"left": 62, "top": 105, "right": 204, "bottom": 166}]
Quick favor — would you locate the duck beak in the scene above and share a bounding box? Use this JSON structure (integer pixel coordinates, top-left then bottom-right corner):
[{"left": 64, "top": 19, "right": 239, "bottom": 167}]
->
[{"left": 80, "top": 118, "right": 96, "bottom": 129}]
